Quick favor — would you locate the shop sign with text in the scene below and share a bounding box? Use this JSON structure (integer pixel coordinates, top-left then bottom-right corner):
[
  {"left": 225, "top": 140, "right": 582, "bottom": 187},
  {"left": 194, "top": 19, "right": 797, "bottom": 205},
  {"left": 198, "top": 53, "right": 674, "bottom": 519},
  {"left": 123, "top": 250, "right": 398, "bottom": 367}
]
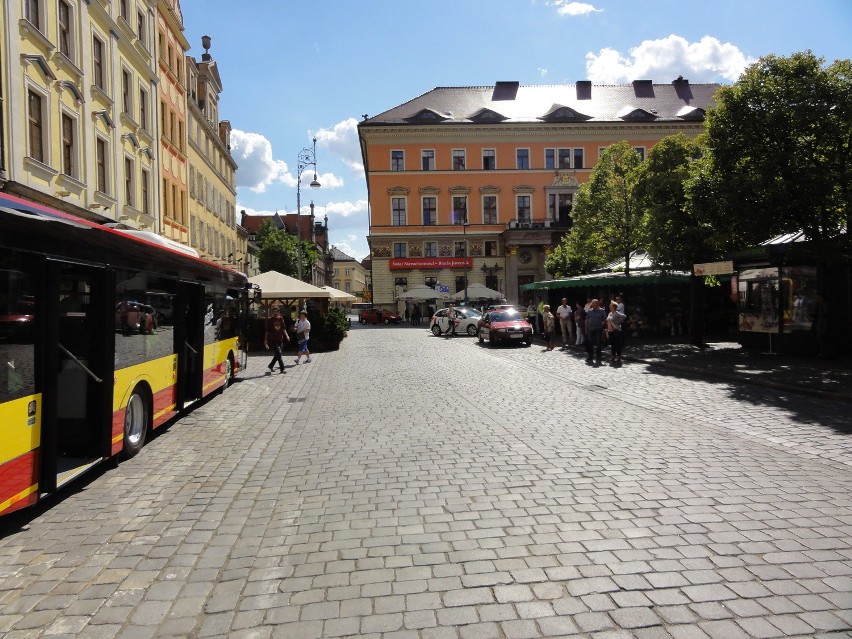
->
[{"left": 389, "top": 258, "right": 473, "bottom": 270}]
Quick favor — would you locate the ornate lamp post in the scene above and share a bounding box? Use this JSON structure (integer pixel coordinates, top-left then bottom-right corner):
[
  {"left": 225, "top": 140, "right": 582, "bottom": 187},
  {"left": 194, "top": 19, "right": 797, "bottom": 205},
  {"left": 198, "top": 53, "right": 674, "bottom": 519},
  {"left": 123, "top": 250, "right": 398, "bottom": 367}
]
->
[{"left": 296, "top": 137, "right": 321, "bottom": 281}]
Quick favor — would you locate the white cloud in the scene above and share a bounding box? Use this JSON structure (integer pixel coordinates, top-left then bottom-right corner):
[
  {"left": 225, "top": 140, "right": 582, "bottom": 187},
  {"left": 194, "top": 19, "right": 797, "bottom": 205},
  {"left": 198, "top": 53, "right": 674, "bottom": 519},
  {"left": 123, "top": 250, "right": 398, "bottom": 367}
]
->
[
  {"left": 314, "top": 118, "right": 364, "bottom": 175},
  {"left": 585, "top": 34, "right": 753, "bottom": 84},
  {"left": 330, "top": 239, "right": 367, "bottom": 261},
  {"left": 235, "top": 203, "right": 276, "bottom": 217},
  {"left": 549, "top": 1, "right": 602, "bottom": 16},
  {"left": 325, "top": 199, "right": 368, "bottom": 219},
  {"left": 230, "top": 130, "right": 294, "bottom": 193}
]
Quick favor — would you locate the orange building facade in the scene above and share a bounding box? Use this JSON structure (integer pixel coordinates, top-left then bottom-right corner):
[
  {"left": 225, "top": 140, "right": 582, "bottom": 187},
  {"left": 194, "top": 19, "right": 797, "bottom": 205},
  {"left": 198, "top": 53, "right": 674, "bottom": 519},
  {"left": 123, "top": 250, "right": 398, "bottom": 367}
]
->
[{"left": 359, "top": 80, "right": 719, "bottom": 309}]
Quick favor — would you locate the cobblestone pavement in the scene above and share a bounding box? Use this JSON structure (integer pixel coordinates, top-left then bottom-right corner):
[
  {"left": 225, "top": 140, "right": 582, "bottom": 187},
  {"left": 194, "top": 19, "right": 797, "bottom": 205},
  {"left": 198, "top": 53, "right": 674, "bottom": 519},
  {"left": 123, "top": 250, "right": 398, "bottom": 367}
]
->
[{"left": 1, "top": 325, "right": 851, "bottom": 638}]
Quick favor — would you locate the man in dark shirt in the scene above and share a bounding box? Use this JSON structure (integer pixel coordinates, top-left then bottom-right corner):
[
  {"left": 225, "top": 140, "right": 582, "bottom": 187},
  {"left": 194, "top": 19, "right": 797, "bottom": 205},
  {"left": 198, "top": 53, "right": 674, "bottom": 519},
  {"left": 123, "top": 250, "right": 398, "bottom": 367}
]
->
[
  {"left": 264, "top": 306, "right": 289, "bottom": 373},
  {"left": 585, "top": 299, "right": 607, "bottom": 365}
]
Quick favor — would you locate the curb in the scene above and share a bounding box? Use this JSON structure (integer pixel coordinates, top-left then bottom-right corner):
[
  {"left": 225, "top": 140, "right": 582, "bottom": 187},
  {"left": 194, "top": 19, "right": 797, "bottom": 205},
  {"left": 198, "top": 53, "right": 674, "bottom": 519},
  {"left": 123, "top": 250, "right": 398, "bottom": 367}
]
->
[{"left": 626, "top": 355, "right": 852, "bottom": 404}]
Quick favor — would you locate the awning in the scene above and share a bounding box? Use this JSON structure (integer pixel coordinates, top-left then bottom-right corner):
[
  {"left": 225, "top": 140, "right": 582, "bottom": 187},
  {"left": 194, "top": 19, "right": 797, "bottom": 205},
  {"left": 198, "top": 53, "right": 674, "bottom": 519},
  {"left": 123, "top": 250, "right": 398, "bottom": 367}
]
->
[{"left": 521, "top": 271, "right": 692, "bottom": 290}]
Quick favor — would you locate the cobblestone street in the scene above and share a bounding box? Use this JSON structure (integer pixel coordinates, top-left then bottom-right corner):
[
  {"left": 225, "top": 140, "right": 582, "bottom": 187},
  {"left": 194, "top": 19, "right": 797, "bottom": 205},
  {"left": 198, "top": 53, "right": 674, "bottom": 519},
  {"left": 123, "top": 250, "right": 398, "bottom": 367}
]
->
[{"left": 1, "top": 325, "right": 850, "bottom": 638}]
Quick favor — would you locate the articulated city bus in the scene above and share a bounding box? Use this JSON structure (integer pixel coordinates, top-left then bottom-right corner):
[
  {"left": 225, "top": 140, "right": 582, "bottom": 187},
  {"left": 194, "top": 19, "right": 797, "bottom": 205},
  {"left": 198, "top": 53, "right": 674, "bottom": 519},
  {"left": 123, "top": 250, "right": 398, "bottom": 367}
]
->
[{"left": 0, "top": 192, "right": 252, "bottom": 516}]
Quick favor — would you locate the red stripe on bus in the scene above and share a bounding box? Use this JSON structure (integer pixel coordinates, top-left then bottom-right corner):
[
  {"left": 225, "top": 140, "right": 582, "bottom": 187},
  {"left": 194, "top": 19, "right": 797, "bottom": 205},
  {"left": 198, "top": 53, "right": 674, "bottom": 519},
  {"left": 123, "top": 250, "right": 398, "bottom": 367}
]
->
[{"left": 0, "top": 451, "right": 40, "bottom": 515}]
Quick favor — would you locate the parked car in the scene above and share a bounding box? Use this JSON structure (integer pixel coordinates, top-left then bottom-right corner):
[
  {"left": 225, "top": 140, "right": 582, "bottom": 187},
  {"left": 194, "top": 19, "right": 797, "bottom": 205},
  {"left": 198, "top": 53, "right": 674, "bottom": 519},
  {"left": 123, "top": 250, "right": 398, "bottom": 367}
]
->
[
  {"left": 358, "top": 307, "right": 402, "bottom": 325},
  {"left": 430, "top": 307, "right": 482, "bottom": 336},
  {"left": 477, "top": 309, "right": 532, "bottom": 346}
]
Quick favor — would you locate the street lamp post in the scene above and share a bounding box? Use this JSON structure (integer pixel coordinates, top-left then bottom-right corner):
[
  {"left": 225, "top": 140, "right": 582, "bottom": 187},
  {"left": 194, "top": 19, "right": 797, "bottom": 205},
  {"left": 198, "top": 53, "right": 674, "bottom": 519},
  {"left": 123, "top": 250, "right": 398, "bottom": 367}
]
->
[{"left": 296, "top": 137, "right": 321, "bottom": 281}]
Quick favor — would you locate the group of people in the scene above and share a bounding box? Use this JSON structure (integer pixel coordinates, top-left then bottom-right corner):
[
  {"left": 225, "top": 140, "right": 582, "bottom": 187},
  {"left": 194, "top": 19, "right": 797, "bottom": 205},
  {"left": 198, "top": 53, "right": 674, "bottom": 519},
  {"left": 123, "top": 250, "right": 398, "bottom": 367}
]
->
[
  {"left": 538, "top": 296, "right": 628, "bottom": 365},
  {"left": 263, "top": 306, "right": 312, "bottom": 374}
]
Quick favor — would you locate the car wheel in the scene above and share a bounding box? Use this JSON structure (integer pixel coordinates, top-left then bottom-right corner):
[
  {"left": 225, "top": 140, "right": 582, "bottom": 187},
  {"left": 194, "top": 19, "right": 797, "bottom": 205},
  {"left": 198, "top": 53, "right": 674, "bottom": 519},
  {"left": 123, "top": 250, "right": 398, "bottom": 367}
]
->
[
  {"left": 359, "top": 318, "right": 367, "bottom": 325},
  {"left": 432, "top": 324, "right": 442, "bottom": 336},
  {"left": 384, "top": 317, "right": 391, "bottom": 325},
  {"left": 466, "top": 324, "right": 477, "bottom": 336},
  {"left": 123, "top": 385, "right": 150, "bottom": 458},
  {"left": 478, "top": 329, "right": 484, "bottom": 343}
]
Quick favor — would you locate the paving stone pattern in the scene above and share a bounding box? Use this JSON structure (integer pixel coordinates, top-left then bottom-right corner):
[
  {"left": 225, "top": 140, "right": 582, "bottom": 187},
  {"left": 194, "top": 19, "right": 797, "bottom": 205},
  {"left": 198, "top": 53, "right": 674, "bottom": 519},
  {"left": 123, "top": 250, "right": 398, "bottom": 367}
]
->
[{"left": 1, "top": 325, "right": 851, "bottom": 638}]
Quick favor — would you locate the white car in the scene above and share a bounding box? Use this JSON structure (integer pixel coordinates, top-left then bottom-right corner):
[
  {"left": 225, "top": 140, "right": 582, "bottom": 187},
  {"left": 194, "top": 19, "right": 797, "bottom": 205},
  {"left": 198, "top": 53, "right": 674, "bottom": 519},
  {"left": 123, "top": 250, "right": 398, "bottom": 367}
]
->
[{"left": 429, "top": 307, "right": 482, "bottom": 336}]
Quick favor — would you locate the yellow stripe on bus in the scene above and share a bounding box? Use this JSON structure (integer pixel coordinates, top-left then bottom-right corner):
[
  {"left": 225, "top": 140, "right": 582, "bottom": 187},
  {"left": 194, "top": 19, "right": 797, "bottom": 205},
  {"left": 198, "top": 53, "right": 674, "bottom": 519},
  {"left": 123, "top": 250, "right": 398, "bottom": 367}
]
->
[
  {"left": 153, "top": 404, "right": 176, "bottom": 421},
  {"left": 0, "top": 483, "right": 38, "bottom": 513},
  {"left": 0, "top": 394, "right": 41, "bottom": 464}
]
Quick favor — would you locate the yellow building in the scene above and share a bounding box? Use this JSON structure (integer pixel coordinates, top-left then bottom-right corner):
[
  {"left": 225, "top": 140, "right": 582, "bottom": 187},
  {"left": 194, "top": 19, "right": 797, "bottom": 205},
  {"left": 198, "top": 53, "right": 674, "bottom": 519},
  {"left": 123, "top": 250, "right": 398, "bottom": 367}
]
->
[
  {"left": 2, "top": 0, "right": 159, "bottom": 226},
  {"left": 359, "top": 80, "right": 719, "bottom": 307},
  {"left": 185, "top": 36, "right": 240, "bottom": 268},
  {"left": 156, "top": 0, "right": 189, "bottom": 244},
  {"left": 331, "top": 247, "right": 369, "bottom": 302}
]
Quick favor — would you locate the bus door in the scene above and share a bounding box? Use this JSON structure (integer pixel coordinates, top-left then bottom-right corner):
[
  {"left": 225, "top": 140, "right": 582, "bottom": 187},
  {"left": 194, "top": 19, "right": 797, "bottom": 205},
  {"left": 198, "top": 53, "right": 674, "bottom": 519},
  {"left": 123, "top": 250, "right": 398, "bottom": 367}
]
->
[
  {"left": 175, "top": 281, "right": 204, "bottom": 408},
  {"left": 41, "top": 261, "right": 114, "bottom": 492}
]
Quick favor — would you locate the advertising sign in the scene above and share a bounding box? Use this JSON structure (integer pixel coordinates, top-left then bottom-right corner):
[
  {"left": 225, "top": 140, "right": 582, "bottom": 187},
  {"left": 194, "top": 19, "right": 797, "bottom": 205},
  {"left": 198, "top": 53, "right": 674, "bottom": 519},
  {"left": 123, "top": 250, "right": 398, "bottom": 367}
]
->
[
  {"left": 389, "top": 258, "right": 473, "bottom": 270},
  {"left": 693, "top": 261, "right": 734, "bottom": 276}
]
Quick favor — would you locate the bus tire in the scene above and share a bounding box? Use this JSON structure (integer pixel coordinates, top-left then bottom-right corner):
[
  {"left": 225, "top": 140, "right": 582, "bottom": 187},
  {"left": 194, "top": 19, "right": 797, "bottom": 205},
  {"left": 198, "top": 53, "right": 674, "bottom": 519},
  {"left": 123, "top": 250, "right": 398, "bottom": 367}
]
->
[
  {"left": 221, "top": 354, "right": 235, "bottom": 392},
  {"left": 122, "top": 385, "right": 150, "bottom": 458}
]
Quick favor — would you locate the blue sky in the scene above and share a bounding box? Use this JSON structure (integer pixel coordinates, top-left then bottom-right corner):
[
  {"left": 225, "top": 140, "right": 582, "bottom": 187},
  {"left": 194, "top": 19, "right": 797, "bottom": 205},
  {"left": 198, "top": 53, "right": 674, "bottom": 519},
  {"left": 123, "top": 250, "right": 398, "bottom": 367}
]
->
[{"left": 180, "top": 0, "right": 851, "bottom": 262}]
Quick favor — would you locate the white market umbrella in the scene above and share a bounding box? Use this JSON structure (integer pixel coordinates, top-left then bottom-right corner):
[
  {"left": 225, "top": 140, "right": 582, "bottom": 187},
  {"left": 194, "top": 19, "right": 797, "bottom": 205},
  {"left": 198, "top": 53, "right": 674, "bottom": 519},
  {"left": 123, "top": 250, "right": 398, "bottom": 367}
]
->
[
  {"left": 452, "top": 283, "right": 503, "bottom": 301},
  {"left": 397, "top": 285, "right": 443, "bottom": 300},
  {"left": 320, "top": 285, "right": 356, "bottom": 301}
]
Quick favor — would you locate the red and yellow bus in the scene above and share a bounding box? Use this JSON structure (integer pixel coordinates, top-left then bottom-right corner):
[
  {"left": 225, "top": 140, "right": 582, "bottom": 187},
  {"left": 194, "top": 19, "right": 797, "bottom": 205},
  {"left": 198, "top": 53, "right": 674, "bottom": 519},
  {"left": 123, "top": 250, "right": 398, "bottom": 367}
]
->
[{"left": 0, "top": 192, "right": 252, "bottom": 516}]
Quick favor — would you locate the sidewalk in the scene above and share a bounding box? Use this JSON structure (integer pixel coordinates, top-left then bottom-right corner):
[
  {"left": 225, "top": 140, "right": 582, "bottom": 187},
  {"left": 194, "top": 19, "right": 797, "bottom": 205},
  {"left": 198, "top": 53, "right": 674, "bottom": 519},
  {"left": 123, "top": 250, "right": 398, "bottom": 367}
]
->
[{"left": 620, "top": 336, "right": 852, "bottom": 403}]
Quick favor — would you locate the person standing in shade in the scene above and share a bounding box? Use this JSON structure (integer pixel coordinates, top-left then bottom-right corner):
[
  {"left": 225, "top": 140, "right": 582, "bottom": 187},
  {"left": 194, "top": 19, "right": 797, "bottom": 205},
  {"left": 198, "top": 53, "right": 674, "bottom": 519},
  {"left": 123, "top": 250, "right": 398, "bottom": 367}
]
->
[
  {"left": 574, "top": 302, "right": 586, "bottom": 346},
  {"left": 542, "top": 304, "right": 556, "bottom": 351},
  {"left": 293, "top": 310, "right": 312, "bottom": 364},
  {"left": 606, "top": 301, "right": 627, "bottom": 363},
  {"left": 556, "top": 298, "right": 574, "bottom": 348},
  {"left": 585, "top": 299, "right": 607, "bottom": 365},
  {"left": 264, "top": 306, "right": 289, "bottom": 374}
]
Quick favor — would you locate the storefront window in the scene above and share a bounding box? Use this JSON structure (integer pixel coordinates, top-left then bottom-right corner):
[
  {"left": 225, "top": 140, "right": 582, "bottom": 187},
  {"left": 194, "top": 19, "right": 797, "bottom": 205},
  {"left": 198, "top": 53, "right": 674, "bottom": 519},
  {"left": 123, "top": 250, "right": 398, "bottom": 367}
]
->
[
  {"left": 738, "top": 267, "right": 780, "bottom": 333},
  {"left": 782, "top": 266, "right": 818, "bottom": 332}
]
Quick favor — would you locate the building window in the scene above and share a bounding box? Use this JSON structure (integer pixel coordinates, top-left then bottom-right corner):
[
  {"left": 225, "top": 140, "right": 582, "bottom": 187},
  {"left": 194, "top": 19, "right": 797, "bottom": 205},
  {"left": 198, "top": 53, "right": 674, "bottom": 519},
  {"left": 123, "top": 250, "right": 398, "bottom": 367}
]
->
[
  {"left": 452, "top": 149, "right": 466, "bottom": 171},
  {"left": 633, "top": 147, "right": 645, "bottom": 161},
  {"left": 122, "top": 69, "right": 132, "bottom": 115},
  {"left": 27, "top": 90, "right": 44, "bottom": 163},
  {"left": 61, "top": 113, "right": 75, "bottom": 176},
  {"left": 421, "top": 149, "right": 435, "bottom": 171},
  {"left": 485, "top": 274, "right": 498, "bottom": 291},
  {"left": 160, "top": 101, "right": 167, "bottom": 138},
  {"left": 483, "top": 195, "right": 497, "bottom": 224},
  {"left": 141, "top": 168, "right": 150, "bottom": 215},
  {"left": 452, "top": 196, "right": 467, "bottom": 225},
  {"left": 573, "top": 148, "right": 584, "bottom": 169},
  {"left": 516, "top": 195, "right": 531, "bottom": 224},
  {"left": 119, "top": 0, "right": 129, "bottom": 21},
  {"left": 545, "top": 149, "right": 555, "bottom": 170},
  {"left": 96, "top": 138, "right": 108, "bottom": 194},
  {"left": 516, "top": 148, "right": 530, "bottom": 170},
  {"left": 424, "top": 241, "right": 437, "bottom": 257},
  {"left": 454, "top": 241, "right": 466, "bottom": 257},
  {"left": 124, "top": 157, "right": 135, "bottom": 206},
  {"left": 139, "top": 87, "right": 148, "bottom": 130},
  {"left": 391, "top": 150, "right": 404, "bottom": 171},
  {"left": 393, "top": 243, "right": 406, "bottom": 258},
  {"left": 485, "top": 240, "right": 498, "bottom": 257},
  {"left": 137, "top": 10, "right": 147, "bottom": 46},
  {"left": 422, "top": 196, "right": 436, "bottom": 225},
  {"left": 92, "top": 36, "right": 105, "bottom": 90},
  {"left": 391, "top": 197, "right": 407, "bottom": 226},
  {"left": 455, "top": 276, "right": 466, "bottom": 293},
  {"left": 58, "top": 0, "right": 73, "bottom": 58},
  {"left": 25, "top": 0, "right": 41, "bottom": 30},
  {"left": 483, "top": 149, "right": 496, "bottom": 170}
]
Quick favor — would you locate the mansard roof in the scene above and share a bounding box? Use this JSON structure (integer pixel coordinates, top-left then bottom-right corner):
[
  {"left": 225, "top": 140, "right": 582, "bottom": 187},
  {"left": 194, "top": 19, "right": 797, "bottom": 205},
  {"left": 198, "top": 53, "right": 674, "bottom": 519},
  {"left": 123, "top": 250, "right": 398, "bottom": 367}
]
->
[{"left": 361, "top": 78, "right": 719, "bottom": 126}]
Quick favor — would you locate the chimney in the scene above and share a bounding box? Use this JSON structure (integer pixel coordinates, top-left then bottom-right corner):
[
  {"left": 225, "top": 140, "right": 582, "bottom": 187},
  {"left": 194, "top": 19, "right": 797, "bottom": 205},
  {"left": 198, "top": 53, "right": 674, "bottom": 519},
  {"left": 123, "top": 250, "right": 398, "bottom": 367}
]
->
[
  {"left": 576, "top": 80, "right": 592, "bottom": 100},
  {"left": 492, "top": 81, "right": 520, "bottom": 101}
]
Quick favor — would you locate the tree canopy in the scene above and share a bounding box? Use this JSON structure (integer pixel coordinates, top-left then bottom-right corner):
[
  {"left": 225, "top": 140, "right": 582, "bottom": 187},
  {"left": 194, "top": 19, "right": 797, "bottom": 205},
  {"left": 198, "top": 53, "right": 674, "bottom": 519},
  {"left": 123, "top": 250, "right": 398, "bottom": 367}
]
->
[
  {"left": 257, "top": 220, "right": 318, "bottom": 278},
  {"left": 706, "top": 51, "right": 852, "bottom": 246}
]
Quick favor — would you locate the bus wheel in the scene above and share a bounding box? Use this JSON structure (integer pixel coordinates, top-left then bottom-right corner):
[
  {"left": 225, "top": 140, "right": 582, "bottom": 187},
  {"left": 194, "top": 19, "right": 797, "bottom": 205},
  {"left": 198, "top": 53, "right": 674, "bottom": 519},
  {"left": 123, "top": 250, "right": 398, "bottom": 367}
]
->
[
  {"left": 123, "top": 386, "right": 150, "bottom": 458},
  {"left": 221, "top": 355, "right": 234, "bottom": 391}
]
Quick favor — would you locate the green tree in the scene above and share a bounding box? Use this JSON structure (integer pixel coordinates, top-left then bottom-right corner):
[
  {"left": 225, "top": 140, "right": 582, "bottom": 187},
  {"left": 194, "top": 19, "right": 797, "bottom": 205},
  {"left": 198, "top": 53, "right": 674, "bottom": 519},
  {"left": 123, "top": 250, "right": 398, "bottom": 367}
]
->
[
  {"left": 706, "top": 51, "right": 852, "bottom": 247},
  {"left": 569, "top": 140, "right": 646, "bottom": 274},
  {"left": 257, "top": 220, "right": 319, "bottom": 278}
]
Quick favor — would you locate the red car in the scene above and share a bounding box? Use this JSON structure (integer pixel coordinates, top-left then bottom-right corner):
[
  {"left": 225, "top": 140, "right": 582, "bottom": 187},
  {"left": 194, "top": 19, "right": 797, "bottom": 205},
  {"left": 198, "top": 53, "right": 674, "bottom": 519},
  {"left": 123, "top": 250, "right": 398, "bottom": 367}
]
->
[
  {"left": 477, "top": 308, "right": 533, "bottom": 346},
  {"left": 358, "top": 307, "right": 402, "bottom": 325}
]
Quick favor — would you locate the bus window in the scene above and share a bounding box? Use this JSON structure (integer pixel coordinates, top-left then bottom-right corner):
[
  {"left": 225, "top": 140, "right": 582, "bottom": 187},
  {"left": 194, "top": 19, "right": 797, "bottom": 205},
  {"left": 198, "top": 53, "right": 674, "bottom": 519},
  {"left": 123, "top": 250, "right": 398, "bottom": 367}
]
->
[{"left": 0, "top": 255, "right": 37, "bottom": 403}]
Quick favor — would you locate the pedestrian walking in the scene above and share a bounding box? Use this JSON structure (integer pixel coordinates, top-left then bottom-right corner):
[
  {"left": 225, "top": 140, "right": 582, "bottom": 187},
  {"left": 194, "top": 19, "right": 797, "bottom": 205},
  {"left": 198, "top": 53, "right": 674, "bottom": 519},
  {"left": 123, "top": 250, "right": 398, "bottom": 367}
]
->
[
  {"left": 293, "top": 310, "right": 312, "bottom": 364},
  {"left": 264, "top": 306, "right": 289, "bottom": 373},
  {"left": 443, "top": 304, "right": 458, "bottom": 337},
  {"left": 556, "top": 298, "right": 574, "bottom": 348},
  {"left": 585, "top": 299, "right": 607, "bottom": 365},
  {"left": 574, "top": 302, "right": 586, "bottom": 346},
  {"left": 542, "top": 305, "right": 556, "bottom": 351},
  {"left": 411, "top": 305, "right": 421, "bottom": 326},
  {"left": 606, "top": 301, "right": 627, "bottom": 363}
]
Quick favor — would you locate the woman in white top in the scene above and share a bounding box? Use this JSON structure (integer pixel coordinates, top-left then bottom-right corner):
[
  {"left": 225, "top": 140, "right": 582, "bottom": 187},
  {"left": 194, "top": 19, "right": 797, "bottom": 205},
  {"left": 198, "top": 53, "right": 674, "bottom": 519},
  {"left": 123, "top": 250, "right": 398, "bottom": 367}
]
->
[
  {"left": 606, "top": 302, "right": 627, "bottom": 363},
  {"left": 294, "top": 310, "right": 312, "bottom": 364}
]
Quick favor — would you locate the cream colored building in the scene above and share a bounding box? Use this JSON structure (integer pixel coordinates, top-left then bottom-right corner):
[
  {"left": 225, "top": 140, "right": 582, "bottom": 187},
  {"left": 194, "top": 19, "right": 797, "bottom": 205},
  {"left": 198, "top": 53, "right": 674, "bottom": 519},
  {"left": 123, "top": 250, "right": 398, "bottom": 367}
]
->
[
  {"left": 185, "top": 37, "right": 240, "bottom": 268},
  {"left": 330, "top": 247, "right": 369, "bottom": 302},
  {"left": 156, "top": 0, "right": 189, "bottom": 244},
  {"left": 2, "top": 0, "right": 159, "bottom": 226}
]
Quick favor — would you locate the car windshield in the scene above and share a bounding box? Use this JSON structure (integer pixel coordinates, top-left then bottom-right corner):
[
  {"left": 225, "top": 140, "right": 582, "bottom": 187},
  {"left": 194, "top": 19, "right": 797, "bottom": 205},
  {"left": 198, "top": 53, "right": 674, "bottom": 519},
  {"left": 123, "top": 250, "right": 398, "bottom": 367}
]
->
[
  {"left": 491, "top": 310, "right": 523, "bottom": 322},
  {"left": 461, "top": 309, "right": 481, "bottom": 318}
]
